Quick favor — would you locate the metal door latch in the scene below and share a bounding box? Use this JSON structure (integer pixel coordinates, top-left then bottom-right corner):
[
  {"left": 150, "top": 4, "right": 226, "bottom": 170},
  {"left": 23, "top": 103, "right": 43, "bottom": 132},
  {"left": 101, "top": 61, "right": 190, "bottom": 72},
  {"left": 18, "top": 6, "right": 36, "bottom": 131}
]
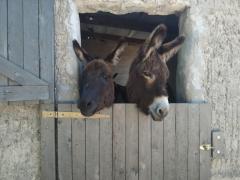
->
[
  {"left": 200, "top": 144, "right": 214, "bottom": 151},
  {"left": 42, "top": 111, "right": 110, "bottom": 119}
]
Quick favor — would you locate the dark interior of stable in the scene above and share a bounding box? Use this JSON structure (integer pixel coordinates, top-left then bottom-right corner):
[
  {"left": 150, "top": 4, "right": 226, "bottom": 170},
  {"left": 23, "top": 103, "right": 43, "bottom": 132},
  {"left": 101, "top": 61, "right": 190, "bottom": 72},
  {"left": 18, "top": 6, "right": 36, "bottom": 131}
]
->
[{"left": 79, "top": 12, "right": 179, "bottom": 103}]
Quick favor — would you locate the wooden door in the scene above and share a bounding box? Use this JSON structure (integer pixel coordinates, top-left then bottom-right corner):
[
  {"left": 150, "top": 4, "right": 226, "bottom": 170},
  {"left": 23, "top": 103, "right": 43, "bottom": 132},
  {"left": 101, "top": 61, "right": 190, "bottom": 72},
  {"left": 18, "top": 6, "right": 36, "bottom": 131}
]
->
[{"left": 41, "top": 103, "right": 212, "bottom": 180}]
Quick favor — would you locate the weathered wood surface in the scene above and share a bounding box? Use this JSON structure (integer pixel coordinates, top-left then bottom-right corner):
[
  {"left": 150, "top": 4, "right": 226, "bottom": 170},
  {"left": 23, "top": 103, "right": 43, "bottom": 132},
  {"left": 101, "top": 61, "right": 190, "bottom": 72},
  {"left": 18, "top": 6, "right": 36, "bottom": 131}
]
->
[
  {"left": 40, "top": 104, "right": 56, "bottom": 180},
  {"left": 41, "top": 103, "right": 211, "bottom": 180},
  {"left": 0, "top": 86, "right": 49, "bottom": 101},
  {"left": 72, "top": 105, "right": 86, "bottom": 180},
  {"left": 58, "top": 104, "right": 73, "bottom": 180},
  {"left": 200, "top": 104, "right": 211, "bottom": 180},
  {"left": 0, "top": 0, "right": 54, "bottom": 102},
  {"left": 39, "top": 0, "right": 55, "bottom": 103},
  {"left": 0, "top": 0, "right": 8, "bottom": 91}
]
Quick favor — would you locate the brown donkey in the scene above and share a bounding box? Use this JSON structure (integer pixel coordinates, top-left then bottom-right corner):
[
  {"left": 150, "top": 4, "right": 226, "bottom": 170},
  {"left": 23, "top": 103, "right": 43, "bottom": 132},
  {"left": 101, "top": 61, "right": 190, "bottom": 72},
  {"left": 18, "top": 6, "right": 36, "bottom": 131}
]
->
[
  {"left": 126, "top": 24, "right": 185, "bottom": 121},
  {"left": 73, "top": 39, "right": 127, "bottom": 116}
]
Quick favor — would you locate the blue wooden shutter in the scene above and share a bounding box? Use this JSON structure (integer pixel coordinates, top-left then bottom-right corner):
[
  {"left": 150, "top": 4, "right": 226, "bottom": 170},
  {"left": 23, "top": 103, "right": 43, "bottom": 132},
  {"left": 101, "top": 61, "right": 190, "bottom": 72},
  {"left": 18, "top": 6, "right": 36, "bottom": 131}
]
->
[{"left": 0, "top": 0, "right": 54, "bottom": 102}]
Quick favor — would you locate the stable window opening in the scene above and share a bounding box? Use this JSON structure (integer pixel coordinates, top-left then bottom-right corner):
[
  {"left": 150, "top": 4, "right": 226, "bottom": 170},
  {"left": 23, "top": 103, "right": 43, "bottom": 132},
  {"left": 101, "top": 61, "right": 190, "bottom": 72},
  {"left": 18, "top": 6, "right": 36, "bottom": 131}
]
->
[{"left": 80, "top": 12, "right": 180, "bottom": 103}]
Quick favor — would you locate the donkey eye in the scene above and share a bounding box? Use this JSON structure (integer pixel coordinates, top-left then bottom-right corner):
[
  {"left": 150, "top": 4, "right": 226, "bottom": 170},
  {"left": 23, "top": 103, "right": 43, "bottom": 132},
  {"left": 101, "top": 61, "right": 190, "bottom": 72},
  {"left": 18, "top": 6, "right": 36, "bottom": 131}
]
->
[
  {"left": 102, "top": 74, "right": 109, "bottom": 80},
  {"left": 142, "top": 71, "right": 152, "bottom": 77}
]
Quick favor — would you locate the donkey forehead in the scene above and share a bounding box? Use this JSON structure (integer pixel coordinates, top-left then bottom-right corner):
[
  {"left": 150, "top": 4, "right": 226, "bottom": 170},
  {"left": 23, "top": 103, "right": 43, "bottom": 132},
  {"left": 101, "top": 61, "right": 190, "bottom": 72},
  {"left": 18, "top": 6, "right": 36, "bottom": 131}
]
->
[
  {"left": 142, "top": 53, "right": 169, "bottom": 73},
  {"left": 85, "top": 59, "right": 112, "bottom": 75}
]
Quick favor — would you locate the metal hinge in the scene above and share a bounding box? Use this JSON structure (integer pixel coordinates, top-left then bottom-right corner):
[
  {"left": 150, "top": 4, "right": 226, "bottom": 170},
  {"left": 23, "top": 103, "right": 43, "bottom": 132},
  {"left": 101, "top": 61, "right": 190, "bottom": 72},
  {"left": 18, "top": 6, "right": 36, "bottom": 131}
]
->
[{"left": 42, "top": 111, "right": 110, "bottom": 119}]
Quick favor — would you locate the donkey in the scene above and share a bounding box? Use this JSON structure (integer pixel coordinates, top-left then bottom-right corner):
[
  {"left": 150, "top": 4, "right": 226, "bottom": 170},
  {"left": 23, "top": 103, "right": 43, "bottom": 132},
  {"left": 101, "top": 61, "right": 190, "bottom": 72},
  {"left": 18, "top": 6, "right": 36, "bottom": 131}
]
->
[
  {"left": 73, "top": 39, "right": 127, "bottom": 116},
  {"left": 126, "top": 24, "right": 185, "bottom": 121}
]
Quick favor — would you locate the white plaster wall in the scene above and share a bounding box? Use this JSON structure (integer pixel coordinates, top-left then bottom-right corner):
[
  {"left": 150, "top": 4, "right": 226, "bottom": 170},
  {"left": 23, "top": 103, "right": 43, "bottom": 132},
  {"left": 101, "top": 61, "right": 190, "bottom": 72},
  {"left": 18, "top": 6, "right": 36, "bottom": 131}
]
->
[{"left": 55, "top": 0, "right": 81, "bottom": 102}]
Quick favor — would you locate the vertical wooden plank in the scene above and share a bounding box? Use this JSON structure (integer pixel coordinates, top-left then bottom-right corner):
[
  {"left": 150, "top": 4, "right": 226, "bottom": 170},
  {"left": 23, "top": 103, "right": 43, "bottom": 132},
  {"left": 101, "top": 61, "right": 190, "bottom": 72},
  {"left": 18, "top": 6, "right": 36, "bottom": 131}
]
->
[
  {"left": 176, "top": 104, "right": 188, "bottom": 180},
  {"left": 58, "top": 104, "right": 73, "bottom": 180},
  {"left": 126, "top": 104, "right": 138, "bottom": 180},
  {"left": 100, "top": 107, "right": 113, "bottom": 180},
  {"left": 0, "top": 0, "right": 8, "bottom": 91},
  {"left": 113, "top": 104, "right": 126, "bottom": 180},
  {"left": 23, "top": 0, "right": 39, "bottom": 104},
  {"left": 39, "top": 0, "right": 54, "bottom": 102},
  {"left": 40, "top": 104, "right": 56, "bottom": 180},
  {"left": 8, "top": 0, "right": 24, "bottom": 105},
  {"left": 86, "top": 115, "right": 100, "bottom": 180},
  {"left": 23, "top": 0, "right": 39, "bottom": 77},
  {"left": 152, "top": 115, "right": 163, "bottom": 180},
  {"left": 188, "top": 104, "right": 200, "bottom": 180},
  {"left": 200, "top": 104, "right": 211, "bottom": 180},
  {"left": 164, "top": 104, "right": 176, "bottom": 180},
  {"left": 139, "top": 111, "right": 151, "bottom": 180},
  {"left": 72, "top": 105, "right": 86, "bottom": 180}
]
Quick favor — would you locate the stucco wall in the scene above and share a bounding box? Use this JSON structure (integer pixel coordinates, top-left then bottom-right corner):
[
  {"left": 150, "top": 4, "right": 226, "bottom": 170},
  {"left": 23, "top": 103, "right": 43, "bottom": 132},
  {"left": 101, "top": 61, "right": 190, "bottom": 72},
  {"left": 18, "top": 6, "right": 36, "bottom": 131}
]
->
[{"left": 0, "top": 104, "right": 40, "bottom": 180}]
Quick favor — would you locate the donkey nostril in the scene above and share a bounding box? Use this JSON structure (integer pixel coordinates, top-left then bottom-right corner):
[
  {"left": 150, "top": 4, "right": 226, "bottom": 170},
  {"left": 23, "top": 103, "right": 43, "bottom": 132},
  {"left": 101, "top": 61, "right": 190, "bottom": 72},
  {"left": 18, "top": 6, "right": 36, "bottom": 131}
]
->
[
  {"left": 86, "top": 101, "right": 92, "bottom": 107},
  {"left": 159, "top": 109, "right": 163, "bottom": 115}
]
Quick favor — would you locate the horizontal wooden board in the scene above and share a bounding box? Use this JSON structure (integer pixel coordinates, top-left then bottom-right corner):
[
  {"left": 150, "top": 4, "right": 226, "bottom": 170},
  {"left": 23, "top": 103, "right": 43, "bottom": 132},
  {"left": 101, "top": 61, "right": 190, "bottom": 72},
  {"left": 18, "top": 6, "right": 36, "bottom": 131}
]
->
[{"left": 0, "top": 85, "right": 49, "bottom": 101}]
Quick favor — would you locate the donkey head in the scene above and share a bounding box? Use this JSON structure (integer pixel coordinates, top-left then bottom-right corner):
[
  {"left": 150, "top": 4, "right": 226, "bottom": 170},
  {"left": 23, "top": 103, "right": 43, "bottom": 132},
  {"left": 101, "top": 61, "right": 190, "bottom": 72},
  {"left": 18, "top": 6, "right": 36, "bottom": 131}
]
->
[
  {"left": 126, "top": 24, "right": 185, "bottom": 121},
  {"left": 73, "top": 39, "right": 127, "bottom": 116}
]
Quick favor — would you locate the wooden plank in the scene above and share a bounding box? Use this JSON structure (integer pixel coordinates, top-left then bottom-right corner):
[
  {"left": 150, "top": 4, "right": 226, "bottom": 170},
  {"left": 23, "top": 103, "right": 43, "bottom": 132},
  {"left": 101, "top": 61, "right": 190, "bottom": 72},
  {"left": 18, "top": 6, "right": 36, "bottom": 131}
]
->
[
  {"left": 23, "top": 0, "right": 39, "bottom": 78},
  {"left": 8, "top": 0, "right": 23, "bottom": 105},
  {"left": 81, "top": 23, "right": 149, "bottom": 40},
  {"left": 8, "top": 0, "right": 23, "bottom": 86},
  {"left": 0, "top": 0, "right": 8, "bottom": 106},
  {"left": 72, "top": 105, "right": 86, "bottom": 180},
  {"left": 176, "top": 104, "right": 188, "bottom": 180},
  {"left": 100, "top": 107, "right": 113, "bottom": 180},
  {"left": 0, "top": 0, "right": 8, "bottom": 89},
  {"left": 86, "top": 113, "right": 100, "bottom": 180},
  {"left": 152, "top": 115, "right": 164, "bottom": 180},
  {"left": 39, "top": 0, "right": 55, "bottom": 102},
  {"left": 139, "top": 111, "right": 151, "bottom": 180},
  {"left": 164, "top": 104, "right": 176, "bottom": 180},
  {"left": 200, "top": 104, "right": 211, "bottom": 180},
  {"left": 40, "top": 104, "right": 56, "bottom": 180},
  {"left": 23, "top": 0, "right": 39, "bottom": 104},
  {"left": 125, "top": 104, "right": 138, "bottom": 180},
  {"left": 0, "top": 56, "right": 48, "bottom": 86},
  {"left": 58, "top": 104, "right": 73, "bottom": 180},
  {"left": 113, "top": 104, "right": 126, "bottom": 180},
  {"left": 188, "top": 104, "right": 200, "bottom": 180},
  {"left": 0, "top": 86, "right": 49, "bottom": 101}
]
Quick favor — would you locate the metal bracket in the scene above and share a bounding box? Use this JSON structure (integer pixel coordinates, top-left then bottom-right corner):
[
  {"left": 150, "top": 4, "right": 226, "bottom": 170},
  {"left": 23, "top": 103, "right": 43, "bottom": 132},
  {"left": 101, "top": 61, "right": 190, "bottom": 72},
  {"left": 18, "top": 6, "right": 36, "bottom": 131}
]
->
[
  {"left": 199, "top": 129, "right": 225, "bottom": 159},
  {"left": 211, "top": 129, "right": 225, "bottom": 158},
  {"left": 42, "top": 111, "right": 110, "bottom": 119}
]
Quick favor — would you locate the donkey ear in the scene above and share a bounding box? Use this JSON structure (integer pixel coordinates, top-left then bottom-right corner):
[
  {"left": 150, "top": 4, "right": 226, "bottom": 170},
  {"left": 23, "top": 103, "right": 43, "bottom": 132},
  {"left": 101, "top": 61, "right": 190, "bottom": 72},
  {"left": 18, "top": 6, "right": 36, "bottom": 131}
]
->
[
  {"left": 105, "top": 40, "right": 128, "bottom": 66},
  {"left": 159, "top": 35, "right": 185, "bottom": 62},
  {"left": 142, "top": 24, "right": 167, "bottom": 61},
  {"left": 72, "top": 40, "right": 93, "bottom": 64}
]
